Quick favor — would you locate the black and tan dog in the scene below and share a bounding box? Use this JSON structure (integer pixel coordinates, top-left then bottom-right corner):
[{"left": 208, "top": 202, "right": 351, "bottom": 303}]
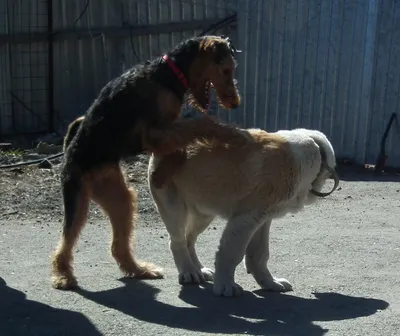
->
[{"left": 51, "top": 35, "right": 243, "bottom": 290}]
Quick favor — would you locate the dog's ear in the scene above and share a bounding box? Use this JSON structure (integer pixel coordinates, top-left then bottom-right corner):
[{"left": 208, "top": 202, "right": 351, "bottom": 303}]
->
[{"left": 199, "top": 37, "right": 218, "bottom": 53}]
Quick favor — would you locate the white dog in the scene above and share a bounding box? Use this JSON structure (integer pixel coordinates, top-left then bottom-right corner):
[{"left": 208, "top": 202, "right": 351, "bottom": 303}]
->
[{"left": 148, "top": 127, "right": 338, "bottom": 297}]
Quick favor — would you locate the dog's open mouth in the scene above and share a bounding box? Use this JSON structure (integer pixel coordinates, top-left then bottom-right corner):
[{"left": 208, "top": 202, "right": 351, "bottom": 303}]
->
[
  {"left": 213, "top": 83, "right": 240, "bottom": 110},
  {"left": 188, "top": 81, "right": 212, "bottom": 113},
  {"left": 188, "top": 81, "right": 239, "bottom": 112}
]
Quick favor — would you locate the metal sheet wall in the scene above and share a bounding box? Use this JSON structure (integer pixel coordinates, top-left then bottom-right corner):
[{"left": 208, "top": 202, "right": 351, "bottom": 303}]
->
[
  {"left": 2, "top": 0, "right": 399, "bottom": 167},
  {"left": 368, "top": 0, "right": 400, "bottom": 167},
  {"left": 235, "top": 0, "right": 400, "bottom": 167},
  {"left": 0, "top": 0, "right": 49, "bottom": 136}
]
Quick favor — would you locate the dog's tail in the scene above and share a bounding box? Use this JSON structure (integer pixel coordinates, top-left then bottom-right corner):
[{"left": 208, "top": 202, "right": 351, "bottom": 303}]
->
[
  {"left": 59, "top": 116, "right": 87, "bottom": 251},
  {"left": 295, "top": 129, "right": 336, "bottom": 170},
  {"left": 295, "top": 129, "right": 339, "bottom": 198},
  {"left": 63, "top": 116, "right": 84, "bottom": 152}
]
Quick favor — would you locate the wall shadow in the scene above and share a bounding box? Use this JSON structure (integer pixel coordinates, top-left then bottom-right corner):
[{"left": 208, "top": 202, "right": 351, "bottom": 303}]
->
[
  {"left": 75, "top": 279, "right": 389, "bottom": 336},
  {"left": 0, "top": 277, "right": 101, "bottom": 336}
]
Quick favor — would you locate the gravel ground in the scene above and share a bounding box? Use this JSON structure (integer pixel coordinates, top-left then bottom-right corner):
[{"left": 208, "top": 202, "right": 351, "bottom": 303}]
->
[{"left": 0, "top": 150, "right": 399, "bottom": 336}]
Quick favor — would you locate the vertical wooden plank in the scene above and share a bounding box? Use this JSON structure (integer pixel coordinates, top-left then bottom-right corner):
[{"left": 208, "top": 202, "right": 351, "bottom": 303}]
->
[
  {"left": 304, "top": 0, "right": 322, "bottom": 129},
  {"left": 355, "top": 0, "right": 379, "bottom": 164},
  {"left": 367, "top": 0, "right": 393, "bottom": 162},
  {"left": 312, "top": 0, "right": 332, "bottom": 132},
  {"left": 236, "top": 0, "right": 250, "bottom": 128},
  {"left": 343, "top": 1, "right": 369, "bottom": 160},
  {"left": 299, "top": 0, "right": 320, "bottom": 129},
  {"left": 0, "top": 44, "right": 12, "bottom": 134},
  {"left": 288, "top": 0, "right": 309, "bottom": 129},
  {"left": 380, "top": 1, "right": 400, "bottom": 166},
  {"left": 277, "top": 0, "right": 296, "bottom": 130},
  {"left": 251, "top": 0, "right": 263, "bottom": 128},
  {"left": 251, "top": 0, "right": 267, "bottom": 129},
  {"left": 323, "top": 0, "right": 343, "bottom": 143},
  {"left": 282, "top": 0, "right": 299, "bottom": 130},
  {"left": 265, "top": 0, "right": 283, "bottom": 131},
  {"left": 271, "top": 0, "right": 287, "bottom": 131},
  {"left": 243, "top": 0, "right": 258, "bottom": 128},
  {"left": 334, "top": 1, "right": 357, "bottom": 157},
  {"left": 261, "top": 0, "right": 276, "bottom": 130}
]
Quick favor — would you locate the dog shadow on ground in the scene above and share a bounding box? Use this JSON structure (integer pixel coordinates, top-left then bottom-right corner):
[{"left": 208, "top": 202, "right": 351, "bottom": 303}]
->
[
  {"left": 0, "top": 277, "right": 102, "bottom": 336},
  {"left": 75, "top": 279, "right": 389, "bottom": 336}
]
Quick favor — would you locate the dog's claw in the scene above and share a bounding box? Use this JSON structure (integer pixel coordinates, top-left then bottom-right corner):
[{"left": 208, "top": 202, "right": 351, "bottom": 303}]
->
[
  {"left": 179, "top": 268, "right": 206, "bottom": 284},
  {"left": 258, "top": 276, "right": 293, "bottom": 292},
  {"left": 213, "top": 280, "right": 243, "bottom": 297},
  {"left": 201, "top": 267, "right": 214, "bottom": 282}
]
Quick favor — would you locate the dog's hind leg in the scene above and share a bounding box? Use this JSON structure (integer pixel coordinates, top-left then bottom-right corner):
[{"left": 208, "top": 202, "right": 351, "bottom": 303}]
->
[
  {"left": 51, "top": 170, "right": 89, "bottom": 290},
  {"left": 149, "top": 181, "right": 205, "bottom": 284},
  {"left": 244, "top": 218, "right": 292, "bottom": 292},
  {"left": 185, "top": 212, "right": 215, "bottom": 281},
  {"left": 91, "top": 164, "right": 163, "bottom": 279}
]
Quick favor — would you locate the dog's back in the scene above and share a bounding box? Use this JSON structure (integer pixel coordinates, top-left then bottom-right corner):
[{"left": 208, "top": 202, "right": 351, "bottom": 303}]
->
[{"left": 149, "top": 127, "right": 336, "bottom": 220}]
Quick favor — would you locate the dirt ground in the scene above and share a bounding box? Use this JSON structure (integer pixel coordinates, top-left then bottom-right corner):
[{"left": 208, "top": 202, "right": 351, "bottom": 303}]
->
[
  {"left": 0, "top": 150, "right": 156, "bottom": 222},
  {"left": 0, "top": 150, "right": 400, "bottom": 336}
]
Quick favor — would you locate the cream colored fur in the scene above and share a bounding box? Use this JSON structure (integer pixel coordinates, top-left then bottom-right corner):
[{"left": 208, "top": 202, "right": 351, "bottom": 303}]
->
[{"left": 148, "top": 127, "right": 336, "bottom": 297}]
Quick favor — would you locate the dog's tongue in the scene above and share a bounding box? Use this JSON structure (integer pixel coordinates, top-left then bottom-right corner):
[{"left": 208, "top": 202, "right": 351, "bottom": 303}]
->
[
  {"left": 204, "top": 101, "right": 210, "bottom": 113},
  {"left": 202, "top": 81, "right": 213, "bottom": 113},
  {"left": 204, "top": 86, "right": 211, "bottom": 113}
]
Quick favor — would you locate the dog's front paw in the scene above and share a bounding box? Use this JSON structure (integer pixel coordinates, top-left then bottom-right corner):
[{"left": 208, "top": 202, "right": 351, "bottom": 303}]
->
[
  {"left": 258, "top": 276, "right": 293, "bottom": 292},
  {"left": 201, "top": 267, "right": 214, "bottom": 282},
  {"left": 179, "top": 267, "right": 206, "bottom": 285},
  {"left": 213, "top": 279, "right": 243, "bottom": 297}
]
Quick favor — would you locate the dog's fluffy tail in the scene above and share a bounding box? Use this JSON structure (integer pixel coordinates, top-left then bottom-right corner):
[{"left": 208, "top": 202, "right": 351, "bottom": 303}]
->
[
  {"left": 293, "top": 128, "right": 338, "bottom": 200},
  {"left": 63, "top": 116, "right": 84, "bottom": 152},
  {"left": 294, "top": 128, "right": 336, "bottom": 169}
]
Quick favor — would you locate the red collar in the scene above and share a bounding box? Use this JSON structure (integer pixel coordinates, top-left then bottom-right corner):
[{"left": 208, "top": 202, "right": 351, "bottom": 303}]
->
[{"left": 162, "top": 54, "right": 189, "bottom": 90}]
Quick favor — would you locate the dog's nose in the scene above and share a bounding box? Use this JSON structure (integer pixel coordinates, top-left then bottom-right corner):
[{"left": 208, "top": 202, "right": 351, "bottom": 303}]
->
[{"left": 231, "top": 102, "right": 239, "bottom": 109}]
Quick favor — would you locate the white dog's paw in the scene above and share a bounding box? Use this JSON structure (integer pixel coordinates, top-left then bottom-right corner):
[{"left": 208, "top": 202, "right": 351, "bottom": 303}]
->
[
  {"left": 259, "top": 276, "right": 293, "bottom": 292},
  {"left": 213, "top": 279, "right": 243, "bottom": 297},
  {"left": 201, "top": 267, "right": 214, "bottom": 281},
  {"left": 178, "top": 267, "right": 206, "bottom": 284}
]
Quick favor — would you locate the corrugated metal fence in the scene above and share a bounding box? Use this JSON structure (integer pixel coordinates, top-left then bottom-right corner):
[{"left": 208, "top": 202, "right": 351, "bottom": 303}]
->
[
  {"left": 1, "top": 0, "right": 399, "bottom": 167},
  {"left": 0, "top": 0, "right": 50, "bottom": 136},
  {"left": 235, "top": 0, "right": 400, "bottom": 167}
]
